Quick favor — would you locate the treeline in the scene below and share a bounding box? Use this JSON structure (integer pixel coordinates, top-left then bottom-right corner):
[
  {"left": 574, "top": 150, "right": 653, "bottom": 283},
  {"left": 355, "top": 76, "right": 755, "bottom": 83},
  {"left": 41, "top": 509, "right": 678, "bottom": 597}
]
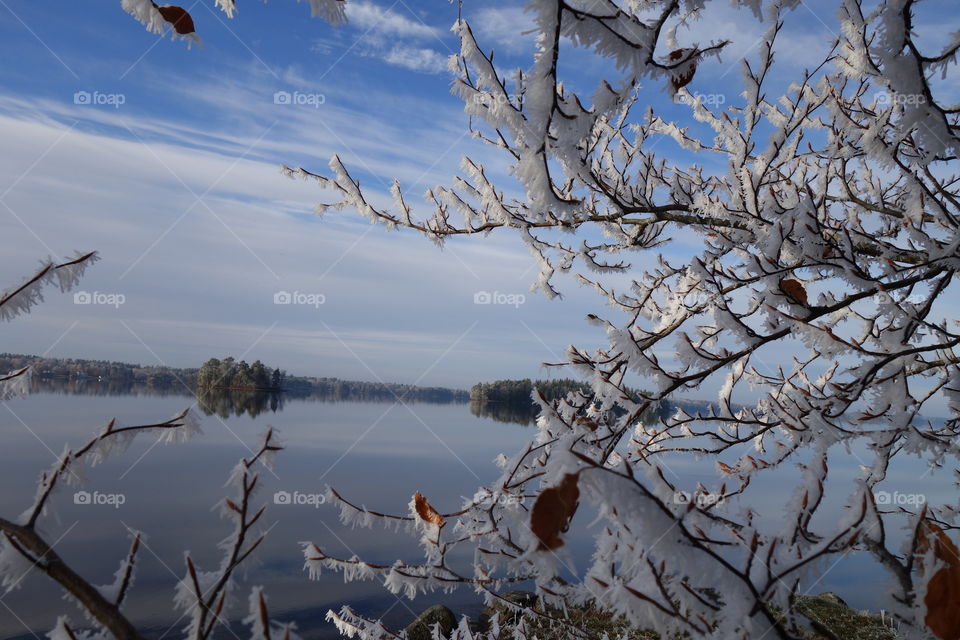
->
[
  {"left": 196, "top": 357, "right": 285, "bottom": 390},
  {"left": 469, "top": 378, "right": 672, "bottom": 426},
  {"left": 470, "top": 378, "right": 595, "bottom": 404},
  {"left": 196, "top": 357, "right": 468, "bottom": 401},
  {"left": 0, "top": 353, "right": 197, "bottom": 388},
  {"left": 0, "top": 353, "right": 471, "bottom": 405},
  {"left": 289, "top": 377, "right": 469, "bottom": 402}
]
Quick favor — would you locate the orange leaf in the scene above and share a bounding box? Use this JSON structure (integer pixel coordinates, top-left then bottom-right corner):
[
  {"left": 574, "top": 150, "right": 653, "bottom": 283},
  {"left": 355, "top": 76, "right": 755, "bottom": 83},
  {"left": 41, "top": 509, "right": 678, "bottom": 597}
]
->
[
  {"left": 530, "top": 473, "right": 580, "bottom": 550},
  {"left": 413, "top": 492, "right": 444, "bottom": 527},
  {"left": 779, "top": 279, "right": 808, "bottom": 306},
  {"left": 156, "top": 5, "right": 196, "bottom": 34},
  {"left": 919, "top": 521, "right": 960, "bottom": 639}
]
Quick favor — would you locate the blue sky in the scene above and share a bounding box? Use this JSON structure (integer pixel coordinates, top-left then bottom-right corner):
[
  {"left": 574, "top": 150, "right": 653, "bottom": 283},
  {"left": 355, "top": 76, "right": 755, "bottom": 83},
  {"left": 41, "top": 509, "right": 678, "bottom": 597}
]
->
[{"left": 0, "top": 0, "right": 955, "bottom": 392}]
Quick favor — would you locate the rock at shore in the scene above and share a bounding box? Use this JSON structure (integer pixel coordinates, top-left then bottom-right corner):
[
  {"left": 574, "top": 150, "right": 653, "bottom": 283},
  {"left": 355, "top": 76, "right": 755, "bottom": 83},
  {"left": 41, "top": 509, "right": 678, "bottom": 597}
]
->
[
  {"left": 405, "top": 604, "right": 457, "bottom": 640},
  {"left": 796, "top": 593, "right": 897, "bottom": 640},
  {"left": 476, "top": 590, "right": 539, "bottom": 631},
  {"left": 471, "top": 590, "right": 897, "bottom": 640}
]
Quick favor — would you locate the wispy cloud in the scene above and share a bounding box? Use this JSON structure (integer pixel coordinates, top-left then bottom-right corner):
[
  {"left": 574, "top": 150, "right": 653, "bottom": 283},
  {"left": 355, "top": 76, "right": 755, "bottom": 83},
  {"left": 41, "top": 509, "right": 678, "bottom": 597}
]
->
[
  {"left": 313, "top": 0, "right": 453, "bottom": 74},
  {"left": 469, "top": 6, "right": 535, "bottom": 55},
  {"left": 0, "top": 87, "right": 597, "bottom": 386},
  {"left": 383, "top": 45, "right": 449, "bottom": 74},
  {"left": 345, "top": 1, "right": 438, "bottom": 39}
]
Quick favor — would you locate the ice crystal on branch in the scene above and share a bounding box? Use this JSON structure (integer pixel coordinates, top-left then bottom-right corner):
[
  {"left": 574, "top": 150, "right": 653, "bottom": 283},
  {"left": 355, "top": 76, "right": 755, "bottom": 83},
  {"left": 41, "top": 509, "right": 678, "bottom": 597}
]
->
[
  {"left": 0, "top": 251, "right": 97, "bottom": 323},
  {"left": 297, "top": 0, "right": 960, "bottom": 638}
]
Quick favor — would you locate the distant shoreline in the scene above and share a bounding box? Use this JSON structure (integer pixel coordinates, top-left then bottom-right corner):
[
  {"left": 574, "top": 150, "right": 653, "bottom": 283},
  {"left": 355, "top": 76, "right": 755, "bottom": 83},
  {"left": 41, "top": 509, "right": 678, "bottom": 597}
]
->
[
  {"left": 4, "top": 353, "right": 744, "bottom": 418},
  {"left": 0, "top": 352, "right": 471, "bottom": 403},
  {"left": 196, "top": 384, "right": 283, "bottom": 392}
]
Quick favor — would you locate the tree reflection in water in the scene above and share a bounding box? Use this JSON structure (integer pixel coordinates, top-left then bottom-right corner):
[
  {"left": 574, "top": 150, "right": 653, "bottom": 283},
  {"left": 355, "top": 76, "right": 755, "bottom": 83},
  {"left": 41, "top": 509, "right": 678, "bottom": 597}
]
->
[{"left": 195, "top": 388, "right": 285, "bottom": 419}]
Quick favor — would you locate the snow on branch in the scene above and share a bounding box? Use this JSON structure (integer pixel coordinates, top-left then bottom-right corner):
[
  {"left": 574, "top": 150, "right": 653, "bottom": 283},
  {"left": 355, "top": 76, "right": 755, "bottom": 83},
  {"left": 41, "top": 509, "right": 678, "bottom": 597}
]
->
[
  {"left": 0, "top": 251, "right": 98, "bottom": 322},
  {"left": 0, "top": 407, "right": 200, "bottom": 640},
  {"left": 293, "top": 0, "right": 960, "bottom": 638},
  {"left": 0, "top": 423, "right": 300, "bottom": 640},
  {"left": 21, "top": 409, "right": 201, "bottom": 528},
  {"left": 174, "top": 427, "right": 290, "bottom": 640}
]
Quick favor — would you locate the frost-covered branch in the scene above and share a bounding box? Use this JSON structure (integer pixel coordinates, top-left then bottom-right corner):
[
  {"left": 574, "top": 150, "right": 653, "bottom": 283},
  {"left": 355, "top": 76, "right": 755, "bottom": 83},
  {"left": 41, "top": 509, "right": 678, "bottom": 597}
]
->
[
  {"left": 174, "top": 427, "right": 288, "bottom": 640},
  {"left": 0, "top": 409, "right": 200, "bottom": 640},
  {"left": 296, "top": 0, "right": 960, "bottom": 638},
  {"left": 0, "top": 251, "right": 97, "bottom": 322},
  {"left": 0, "top": 251, "right": 98, "bottom": 400},
  {"left": 0, "top": 419, "right": 300, "bottom": 640}
]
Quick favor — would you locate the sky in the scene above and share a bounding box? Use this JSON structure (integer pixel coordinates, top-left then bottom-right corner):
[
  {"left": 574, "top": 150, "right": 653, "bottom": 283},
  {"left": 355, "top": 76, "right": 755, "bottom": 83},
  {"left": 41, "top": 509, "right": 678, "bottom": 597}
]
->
[{"left": 0, "top": 0, "right": 955, "bottom": 392}]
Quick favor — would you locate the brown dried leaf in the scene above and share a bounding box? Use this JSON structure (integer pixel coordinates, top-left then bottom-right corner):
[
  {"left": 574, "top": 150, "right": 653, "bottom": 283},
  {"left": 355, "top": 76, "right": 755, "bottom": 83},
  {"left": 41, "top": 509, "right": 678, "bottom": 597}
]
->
[
  {"left": 575, "top": 416, "right": 598, "bottom": 431},
  {"left": 671, "top": 64, "right": 697, "bottom": 91},
  {"left": 530, "top": 473, "right": 579, "bottom": 550},
  {"left": 156, "top": 5, "right": 196, "bottom": 34},
  {"left": 919, "top": 521, "right": 960, "bottom": 639},
  {"left": 667, "top": 49, "right": 697, "bottom": 91},
  {"left": 779, "top": 278, "right": 808, "bottom": 306},
  {"left": 413, "top": 492, "right": 445, "bottom": 527}
]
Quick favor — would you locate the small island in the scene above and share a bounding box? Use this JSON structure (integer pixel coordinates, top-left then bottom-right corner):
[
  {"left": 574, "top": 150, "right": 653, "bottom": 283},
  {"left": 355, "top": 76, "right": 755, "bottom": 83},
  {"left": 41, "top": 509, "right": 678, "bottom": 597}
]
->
[
  {"left": 196, "top": 357, "right": 285, "bottom": 391},
  {"left": 468, "top": 378, "right": 722, "bottom": 426}
]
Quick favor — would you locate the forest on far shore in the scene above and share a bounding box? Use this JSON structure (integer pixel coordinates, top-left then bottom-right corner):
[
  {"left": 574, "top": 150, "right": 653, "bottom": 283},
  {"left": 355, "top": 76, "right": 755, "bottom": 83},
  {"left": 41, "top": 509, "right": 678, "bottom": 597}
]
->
[{"left": 0, "top": 353, "right": 469, "bottom": 403}]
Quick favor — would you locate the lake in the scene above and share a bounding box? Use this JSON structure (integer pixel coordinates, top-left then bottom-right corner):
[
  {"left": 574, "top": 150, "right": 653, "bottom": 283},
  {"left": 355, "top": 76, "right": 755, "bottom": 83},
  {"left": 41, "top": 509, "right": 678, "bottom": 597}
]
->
[{"left": 0, "top": 386, "right": 942, "bottom": 639}]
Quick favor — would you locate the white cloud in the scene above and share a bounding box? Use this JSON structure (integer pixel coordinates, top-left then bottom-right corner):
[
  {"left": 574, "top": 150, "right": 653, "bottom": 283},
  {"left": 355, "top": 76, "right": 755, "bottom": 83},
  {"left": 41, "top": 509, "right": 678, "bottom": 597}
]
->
[
  {"left": 345, "top": 1, "right": 438, "bottom": 40},
  {"left": 318, "top": 0, "right": 452, "bottom": 75},
  {"left": 469, "top": 6, "right": 535, "bottom": 54},
  {"left": 383, "top": 45, "right": 450, "bottom": 74},
  {"left": 0, "top": 94, "right": 602, "bottom": 387}
]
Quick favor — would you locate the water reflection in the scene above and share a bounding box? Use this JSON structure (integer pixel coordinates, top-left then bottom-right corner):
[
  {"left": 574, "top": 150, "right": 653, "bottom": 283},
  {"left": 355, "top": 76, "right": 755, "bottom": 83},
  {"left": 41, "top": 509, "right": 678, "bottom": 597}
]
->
[
  {"left": 28, "top": 375, "right": 191, "bottom": 397},
  {"left": 0, "top": 388, "right": 537, "bottom": 640},
  {"left": 195, "top": 387, "right": 285, "bottom": 418},
  {"left": 29, "top": 379, "right": 479, "bottom": 421},
  {"left": 468, "top": 399, "right": 668, "bottom": 427},
  {"left": 193, "top": 388, "right": 482, "bottom": 420},
  {"left": 0, "top": 385, "right": 920, "bottom": 640},
  {"left": 469, "top": 400, "right": 536, "bottom": 425}
]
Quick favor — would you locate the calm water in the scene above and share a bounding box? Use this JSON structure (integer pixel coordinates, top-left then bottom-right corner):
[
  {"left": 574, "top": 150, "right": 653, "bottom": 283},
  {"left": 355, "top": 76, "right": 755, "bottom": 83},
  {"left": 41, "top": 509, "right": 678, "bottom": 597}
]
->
[
  {"left": 0, "top": 388, "right": 946, "bottom": 638},
  {"left": 0, "top": 389, "right": 538, "bottom": 639}
]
